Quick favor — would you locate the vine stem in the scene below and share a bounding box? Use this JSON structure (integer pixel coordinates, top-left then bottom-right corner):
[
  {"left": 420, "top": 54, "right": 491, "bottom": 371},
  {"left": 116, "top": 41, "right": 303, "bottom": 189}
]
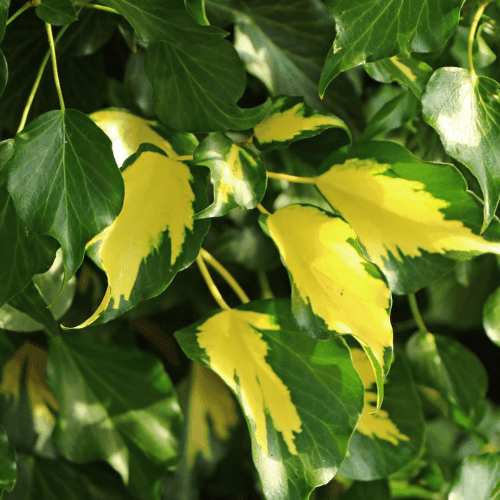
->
[
  {"left": 17, "top": 24, "right": 71, "bottom": 133},
  {"left": 177, "top": 155, "right": 194, "bottom": 161},
  {"left": 46, "top": 23, "right": 65, "bottom": 111},
  {"left": 267, "top": 171, "right": 316, "bottom": 184},
  {"left": 200, "top": 248, "right": 250, "bottom": 303},
  {"left": 257, "top": 203, "right": 270, "bottom": 214},
  {"left": 196, "top": 254, "right": 231, "bottom": 310},
  {"left": 79, "top": 3, "right": 119, "bottom": 14},
  {"left": 6, "top": 2, "right": 31, "bottom": 25},
  {"left": 468, "top": 1, "right": 490, "bottom": 75},
  {"left": 408, "top": 293, "right": 428, "bottom": 334}
]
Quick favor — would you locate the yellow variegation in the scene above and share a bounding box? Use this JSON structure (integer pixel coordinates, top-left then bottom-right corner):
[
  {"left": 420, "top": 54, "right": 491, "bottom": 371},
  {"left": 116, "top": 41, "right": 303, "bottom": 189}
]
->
[
  {"left": 265, "top": 204, "right": 392, "bottom": 406},
  {"left": 350, "top": 348, "right": 409, "bottom": 445},
  {"left": 315, "top": 159, "right": 500, "bottom": 271},
  {"left": 194, "top": 309, "right": 302, "bottom": 456},
  {"left": 187, "top": 364, "right": 238, "bottom": 466}
]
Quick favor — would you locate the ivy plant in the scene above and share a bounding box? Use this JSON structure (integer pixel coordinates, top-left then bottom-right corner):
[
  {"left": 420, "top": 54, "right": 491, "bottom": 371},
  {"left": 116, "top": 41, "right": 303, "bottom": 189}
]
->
[{"left": 1, "top": 0, "right": 500, "bottom": 499}]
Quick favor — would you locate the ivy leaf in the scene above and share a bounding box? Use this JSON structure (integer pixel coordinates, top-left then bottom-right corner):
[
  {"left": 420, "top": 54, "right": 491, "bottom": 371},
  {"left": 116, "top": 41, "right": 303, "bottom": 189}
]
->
[
  {"left": 47, "top": 334, "right": 183, "bottom": 500},
  {"left": 193, "top": 133, "right": 267, "bottom": 218},
  {"left": 175, "top": 299, "right": 364, "bottom": 500},
  {"left": 184, "top": 0, "right": 210, "bottom": 26},
  {"left": 483, "top": 286, "right": 500, "bottom": 347},
  {"left": 145, "top": 39, "right": 270, "bottom": 133},
  {"left": 319, "top": 0, "right": 465, "bottom": 96},
  {"left": 314, "top": 141, "right": 500, "bottom": 294},
  {"left": 406, "top": 332, "right": 488, "bottom": 422},
  {"left": 339, "top": 349, "right": 425, "bottom": 480},
  {"left": 261, "top": 204, "right": 392, "bottom": 408},
  {"left": 449, "top": 452, "right": 500, "bottom": 500},
  {"left": 422, "top": 67, "right": 500, "bottom": 230},
  {"left": 0, "top": 425, "right": 16, "bottom": 497},
  {"left": 36, "top": 0, "right": 77, "bottom": 26},
  {"left": 253, "top": 96, "right": 351, "bottom": 152},
  {"left": 5, "top": 110, "right": 125, "bottom": 292},
  {"left": 0, "top": 50, "right": 6, "bottom": 97},
  {"left": 100, "top": 0, "right": 226, "bottom": 43},
  {"left": 364, "top": 54, "right": 433, "bottom": 98},
  {"left": 0, "top": 0, "right": 8, "bottom": 42}
]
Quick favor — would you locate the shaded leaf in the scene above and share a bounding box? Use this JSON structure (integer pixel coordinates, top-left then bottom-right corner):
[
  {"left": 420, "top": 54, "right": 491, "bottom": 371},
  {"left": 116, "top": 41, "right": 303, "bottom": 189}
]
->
[
  {"left": 36, "top": 0, "right": 77, "bottom": 26},
  {"left": 0, "top": 50, "right": 6, "bottom": 97},
  {"left": 422, "top": 67, "right": 500, "bottom": 229},
  {"left": 194, "top": 132, "right": 267, "bottom": 218},
  {"left": 145, "top": 39, "right": 270, "bottom": 132},
  {"left": 184, "top": 0, "right": 209, "bottom": 26},
  {"left": 483, "top": 285, "right": 500, "bottom": 346},
  {"left": 262, "top": 204, "right": 392, "bottom": 407},
  {"left": 0, "top": 0, "right": 8, "bottom": 42},
  {"left": 364, "top": 53, "right": 433, "bottom": 98},
  {"left": 253, "top": 96, "right": 350, "bottom": 151},
  {"left": 449, "top": 452, "right": 500, "bottom": 500},
  {"left": 0, "top": 424, "right": 16, "bottom": 496},
  {"left": 319, "top": 0, "right": 464, "bottom": 95},
  {"left": 100, "top": 0, "right": 226, "bottom": 43},
  {"left": 175, "top": 299, "right": 364, "bottom": 500},
  {"left": 314, "top": 141, "right": 500, "bottom": 294},
  {"left": 451, "top": 25, "right": 497, "bottom": 73},
  {"left": 5, "top": 110, "right": 125, "bottom": 291},
  {"left": 339, "top": 349, "right": 425, "bottom": 480},
  {"left": 341, "top": 479, "right": 390, "bottom": 499},
  {"left": 47, "top": 334, "right": 183, "bottom": 500}
]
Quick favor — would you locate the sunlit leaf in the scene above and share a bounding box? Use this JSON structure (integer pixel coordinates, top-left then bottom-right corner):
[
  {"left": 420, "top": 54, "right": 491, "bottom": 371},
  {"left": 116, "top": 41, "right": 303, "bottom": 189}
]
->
[
  {"left": 47, "top": 334, "right": 182, "bottom": 500},
  {"left": 339, "top": 349, "right": 425, "bottom": 480},
  {"left": 319, "top": 0, "right": 464, "bottom": 95},
  {"left": 0, "top": 424, "right": 16, "bottom": 496},
  {"left": 5, "top": 110, "right": 125, "bottom": 291},
  {"left": 36, "top": 0, "right": 77, "bottom": 26},
  {"left": 262, "top": 204, "right": 392, "bottom": 408},
  {"left": 483, "top": 285, "right": 500, "bottom": 347},
  {"left": 252, "top": 96, "right": 350, "bottom": 152},
  {"left": 175, "top": 299, "right": 364, "bottom": 500},
  {"left": 422, "top": 67, "right": 500, "bottom": 230},
  {"left": 193, "top": 132, "right": 267, "bottom": 218},
  {"left": 145, "top": 39, "right": 270, "bottom": 132},
  {"left": 314, "top": 141, "right": 500, "bottom": 294}
]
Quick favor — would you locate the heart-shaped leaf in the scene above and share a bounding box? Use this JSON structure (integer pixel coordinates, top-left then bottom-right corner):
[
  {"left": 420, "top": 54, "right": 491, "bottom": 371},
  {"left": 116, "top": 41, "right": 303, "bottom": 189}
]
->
[{"left": 36, "top": 0, "right": 77, "bottom": 26}]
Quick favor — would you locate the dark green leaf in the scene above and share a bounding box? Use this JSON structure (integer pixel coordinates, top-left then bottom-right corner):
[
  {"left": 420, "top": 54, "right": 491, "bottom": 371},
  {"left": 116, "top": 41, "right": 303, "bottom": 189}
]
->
[
  {"left": 0, "top": 332, "right": 14, "bottom": 369},
  {"left": 36, "top": 0, "right": 77, "bottom": 26},
  {"left": 47, "top": 334, "right": 183, "bottom": 500},
  {"left": 406, "top": 332, "right": 488, "bottom": 420},
  {"left": 0, "top": 425, "right": 16, "bottom": 496},
  {"left": 145, "top": 39, "right": 270, "bottom": 132},
  {"left": 422, "top": 67, "right": 500, "bottom": 230},
  {"left": 449, "top": 452, "right": 500, "bottom": 500},
  {"left": 194, "top": 133, "right": 267, "bottom": 218},
  {"left": 483, "top": 285, "right": 500, "bottom": 346},
  {"left": 0, "top": 0, "right": 9, "bottom": 42},
  {"left": 184, "top": 0, "right": 209, "bottom": 26},
  {"left": 175, "top": 299, "right": 364, "bottom": 500},
  {"left": 6, "top": 109, "right": 125, "bottom": 291},
  {"left": 341, "top": 479, "right": 390, "bottom": 499},
  {"left": 319, "top": 0, "right": 465, "bottom": 95},
  {"left": 0, "top": 50, "right": 6, "bottom": 97},
  {"left": 100, "top": 0, "right": 226, "bottom": 43}
]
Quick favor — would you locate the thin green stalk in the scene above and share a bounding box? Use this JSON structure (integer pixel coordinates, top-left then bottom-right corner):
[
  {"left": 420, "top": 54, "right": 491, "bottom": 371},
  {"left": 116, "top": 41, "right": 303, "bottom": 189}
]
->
[
  {"left": 6, "top": 2, "right": 31, "bottom": 26},
  {"left": 46, "top": 23, "right": 65, "bottom": 111},
  {"left": 408, "top": 293, "right": 428, "bottom": 334},
  {"left": 196, "top": 255, "right": 231, "bottom": 310},
  {"left": 468, "top": 1, "right": 490, "bottom": 75},
  {"left": 81, "top": 4, "right": 119, "bottom": 15}
]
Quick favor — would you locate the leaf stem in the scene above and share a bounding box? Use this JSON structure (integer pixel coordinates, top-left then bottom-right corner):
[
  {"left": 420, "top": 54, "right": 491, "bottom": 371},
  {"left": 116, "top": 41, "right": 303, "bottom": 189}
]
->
[
  {"left": 17, "top": 24, "right": 70, "bottom": 133},
  {"left": 257, "top": 203, "right": 270, "bottom": 214},
  {"left": 6, "top": 2, "right": 31, "bottom": 26},
  {"left": 200, "top": 248, "right": 250, "bottom": 303},
  {"left": 468, "top": 1, "right": 490, "bottom": 75},
  {"left": 408, "top": 293, "right": 428, "bottom": 334},
  {"left": 196, "top": 254, "right": 231, "bottom": 310},
  {"left": 46, "top": 23, "right": 65, "bottom": 111},
  {"left": 80, "top": 3, "right": 119, "bottom": 14},
  {"left": 258, "top": 269, "right": 273, "bottom": 298},
  {"left": 267, "top": 171, "right": 316, "bottom": 184},
  {"left": 177, "top": 155, "right": 194, "bottom": 162}
]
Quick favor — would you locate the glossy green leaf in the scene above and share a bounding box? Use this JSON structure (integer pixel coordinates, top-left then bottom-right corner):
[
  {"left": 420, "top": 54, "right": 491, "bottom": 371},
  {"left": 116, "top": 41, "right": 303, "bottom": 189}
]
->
[
  {"left": 0, "top": 50, "right": 6, "bottom": 97},
  {"left": 339, "top": 349, "right": 425, "bottom": 480},
  {"left": 406, "top": 332, "right": 488, "bottom": 421},
  {"left": 422, "top": 68, "right": 500, "bottom": 230},
  {"left": 175, "top": 299, "right": 364, "bottom": 500},
  {"left": 184, "top": 0, "right": 209, "bottom": 26},
  {"left": 449, "top": 452, "right": 500, "bottom": 500},
  {"left": 314, "top": 141, "right": 500, "bottom": 294},
  {"left": 364, "top": 53, "right": 433, "bottom": 98},
  {"left": 100, "top": 0, "right": 225, "bottom": 43},
  {"left": 36, "top": 0, "right": 77, "bottom": 26},
  {"left": 47, "top": 334, "right": 183, "bottom": 500},
  {"left": 319, "top": 0, "right": 465, "bottom": 95},
  {"left": 0, "top": 0, "right": 8, "bottom": 42},
  {"left": 0, "top": 425, "right": 16, "bottom": 496},
  {"left": 483, "top": 285, "right": 500, "bottom": 346},
  {"left": 193, "top": 133, "right": 267, "bottom": 218},
  {"left": 262, "top": 204, "right": 392, "bottom": 408},
  {"left": 145, "top": 39, "right": 270, "bottom": 133},
  {"left": 5, "top": 110, "right": 124, "bottom": 291},
  {"left": 342, "top": 479, "right": 390, "bottom": 500},
  {"left": 253, "top": 96, "right": 350, "bottom": 151}
]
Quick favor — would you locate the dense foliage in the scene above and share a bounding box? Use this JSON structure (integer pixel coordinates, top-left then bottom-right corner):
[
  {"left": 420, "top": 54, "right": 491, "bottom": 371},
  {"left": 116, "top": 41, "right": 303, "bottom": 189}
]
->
[{"left": 1, "top": 0, "right": 500, "bottom": 499}]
